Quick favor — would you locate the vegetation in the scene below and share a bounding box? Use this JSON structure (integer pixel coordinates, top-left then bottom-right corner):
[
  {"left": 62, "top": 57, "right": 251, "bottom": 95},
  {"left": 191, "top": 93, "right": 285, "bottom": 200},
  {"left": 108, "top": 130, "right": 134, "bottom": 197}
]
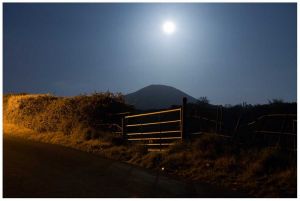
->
[
  {"left": 4, "top": 93, "right": 132, "bottom": 140},
  {"left": 186, "top": 100, "right": 296, "bottom": 136},
  {"left": 3, "top": 93, "right": 296, "bottom": 198}
]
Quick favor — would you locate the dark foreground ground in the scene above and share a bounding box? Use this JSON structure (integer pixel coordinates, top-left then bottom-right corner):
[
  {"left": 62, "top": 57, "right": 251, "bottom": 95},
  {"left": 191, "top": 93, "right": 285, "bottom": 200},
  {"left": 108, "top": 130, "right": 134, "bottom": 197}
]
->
[{"left": 3, "top": 135, "right": 248, "bottom": 198}]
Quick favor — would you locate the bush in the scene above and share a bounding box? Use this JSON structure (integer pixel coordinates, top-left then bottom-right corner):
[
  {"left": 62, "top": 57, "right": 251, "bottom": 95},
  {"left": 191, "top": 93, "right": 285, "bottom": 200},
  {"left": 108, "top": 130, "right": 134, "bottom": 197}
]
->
[
  {"left": 192, "top": 134, "right": 232, "bottom": 159},
  {"left": 3, "top": 93, "right": 131, "bottom": 138}
]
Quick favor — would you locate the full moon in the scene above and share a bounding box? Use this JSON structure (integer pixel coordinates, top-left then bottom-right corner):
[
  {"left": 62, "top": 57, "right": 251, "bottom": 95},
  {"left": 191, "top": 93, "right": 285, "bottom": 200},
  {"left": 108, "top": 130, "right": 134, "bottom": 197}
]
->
[{"left": 162, "top": 21, "right": 176, "bottom": 35}]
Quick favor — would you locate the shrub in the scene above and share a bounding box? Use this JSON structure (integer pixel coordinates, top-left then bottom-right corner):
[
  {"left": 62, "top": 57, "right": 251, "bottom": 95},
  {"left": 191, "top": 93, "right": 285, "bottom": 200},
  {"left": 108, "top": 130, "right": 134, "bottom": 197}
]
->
[
  {"left": 3, "top": 93, "right": 131, "bottom": 138},
  {"left": 192, "top": 134, "right": 232, "bottom": 159}
]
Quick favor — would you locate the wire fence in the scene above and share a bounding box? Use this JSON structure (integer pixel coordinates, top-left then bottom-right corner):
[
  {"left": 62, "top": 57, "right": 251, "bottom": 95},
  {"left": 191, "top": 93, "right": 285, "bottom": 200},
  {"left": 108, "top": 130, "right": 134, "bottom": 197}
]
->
[{"left": 116, "top": 99, "right": 296, "bottom": 152}]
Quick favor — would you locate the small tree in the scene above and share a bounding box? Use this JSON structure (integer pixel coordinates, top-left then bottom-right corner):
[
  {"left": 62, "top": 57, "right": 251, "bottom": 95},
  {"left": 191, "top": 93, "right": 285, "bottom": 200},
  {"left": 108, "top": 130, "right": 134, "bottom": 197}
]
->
[
  {"left": 197, "top": 96, "right": 210, "bottom": 105},
  {"left": 268, "top": 98, "right": 284, "bottom": 105}
]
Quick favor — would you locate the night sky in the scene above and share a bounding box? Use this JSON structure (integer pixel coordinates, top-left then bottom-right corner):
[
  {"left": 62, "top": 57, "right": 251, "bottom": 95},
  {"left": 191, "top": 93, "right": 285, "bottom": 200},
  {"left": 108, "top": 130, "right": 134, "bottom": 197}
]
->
[{"left": 3, "top": 3, "right": 297, "bottom": 105}]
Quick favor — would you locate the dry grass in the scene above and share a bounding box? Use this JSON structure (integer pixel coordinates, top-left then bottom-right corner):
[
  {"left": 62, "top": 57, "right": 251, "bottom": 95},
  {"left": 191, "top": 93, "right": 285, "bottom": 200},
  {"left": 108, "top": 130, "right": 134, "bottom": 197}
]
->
[{"left": 127, "top": 134, "right": 296, "bottom": 197}]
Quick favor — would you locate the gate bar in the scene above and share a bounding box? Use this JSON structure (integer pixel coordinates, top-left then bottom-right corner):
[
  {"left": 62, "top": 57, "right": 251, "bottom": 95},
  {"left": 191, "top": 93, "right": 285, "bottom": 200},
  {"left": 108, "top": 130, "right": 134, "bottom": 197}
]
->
[
  {"left": 125, "top": 108, "right": 181, "bottom": 119},
  {"left": 126, "top": 130, "right": 181, "bottom": 136},
  {"left": 126, "top": 120, "right": 181, "bottom": 127}
]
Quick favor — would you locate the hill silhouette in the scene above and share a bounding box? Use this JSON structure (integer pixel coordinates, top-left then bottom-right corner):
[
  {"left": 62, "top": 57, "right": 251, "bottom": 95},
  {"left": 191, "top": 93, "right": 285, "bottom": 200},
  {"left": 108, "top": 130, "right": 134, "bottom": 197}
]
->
[{"left": 124, "top": 84, "right": 198, "bottom": 110}]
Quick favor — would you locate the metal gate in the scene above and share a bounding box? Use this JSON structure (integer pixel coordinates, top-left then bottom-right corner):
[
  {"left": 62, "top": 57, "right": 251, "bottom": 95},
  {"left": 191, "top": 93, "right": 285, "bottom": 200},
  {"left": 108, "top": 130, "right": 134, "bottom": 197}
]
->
[{"left": 122, "top": 98, "right": 187, "bottom": 151}]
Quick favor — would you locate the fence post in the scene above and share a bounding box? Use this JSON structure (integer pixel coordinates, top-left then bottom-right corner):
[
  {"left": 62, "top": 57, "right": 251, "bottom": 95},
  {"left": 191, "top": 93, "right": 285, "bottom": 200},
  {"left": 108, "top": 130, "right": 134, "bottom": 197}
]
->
[
  {"left": 219, "top": 106, "right": 222, "bottom": 133},
  {"left": 215, "top": 106, "right": 219, "bottom": 134},
  {"left": 121, "top": 117, "right": 126, "bottom": 139},
  {"left": 181, "top": 97, "right": 187, "bottom": 142}
]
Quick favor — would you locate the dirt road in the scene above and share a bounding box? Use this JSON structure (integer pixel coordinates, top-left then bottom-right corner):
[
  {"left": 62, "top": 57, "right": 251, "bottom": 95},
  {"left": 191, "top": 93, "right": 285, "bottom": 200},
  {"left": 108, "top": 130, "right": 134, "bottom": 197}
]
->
[{"left": 3, "top": 135, "right": 247, "bottom": 198}]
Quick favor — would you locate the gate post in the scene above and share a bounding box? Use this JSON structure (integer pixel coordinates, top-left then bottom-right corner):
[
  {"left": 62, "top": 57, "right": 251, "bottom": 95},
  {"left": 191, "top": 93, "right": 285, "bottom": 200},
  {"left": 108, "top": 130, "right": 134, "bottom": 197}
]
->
[
  {"left": 181, "top": 97, "right": 187, "bottom": 142},
  {"left": 121, "top": 117, "right": 126, "bottom": 139}
]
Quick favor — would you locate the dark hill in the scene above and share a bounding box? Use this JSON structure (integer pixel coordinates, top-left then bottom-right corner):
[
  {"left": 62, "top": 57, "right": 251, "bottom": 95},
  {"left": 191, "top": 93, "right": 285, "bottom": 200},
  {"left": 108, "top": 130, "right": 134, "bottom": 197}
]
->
[{"left": 124, "top": 84, "right": 198, "bottom": 110}]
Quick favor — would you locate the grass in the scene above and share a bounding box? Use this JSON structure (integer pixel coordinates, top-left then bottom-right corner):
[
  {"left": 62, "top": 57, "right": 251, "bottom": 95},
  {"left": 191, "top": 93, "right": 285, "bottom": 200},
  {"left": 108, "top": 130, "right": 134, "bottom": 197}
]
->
[{"left": 3, "top": 93, "right": 297, "bottom": 198}]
